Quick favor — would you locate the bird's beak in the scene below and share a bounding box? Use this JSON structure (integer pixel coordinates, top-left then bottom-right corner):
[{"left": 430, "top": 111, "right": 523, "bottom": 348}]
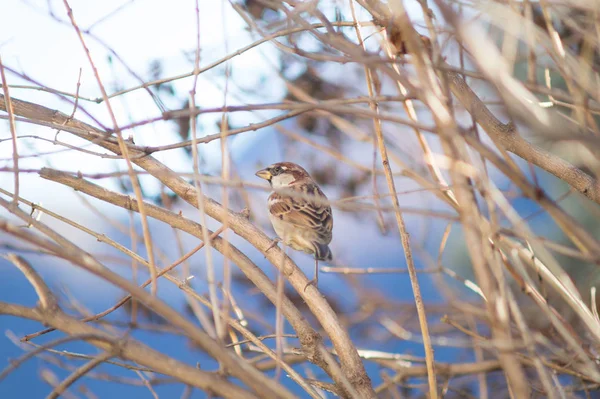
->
[{"left": 255, "top": 168, "right": 272, "bottom": 181}]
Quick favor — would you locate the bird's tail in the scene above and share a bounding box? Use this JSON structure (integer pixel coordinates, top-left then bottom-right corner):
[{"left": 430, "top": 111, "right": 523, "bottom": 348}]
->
[{"left": 313, "top": 243, "right": 332, "bottom": 262}]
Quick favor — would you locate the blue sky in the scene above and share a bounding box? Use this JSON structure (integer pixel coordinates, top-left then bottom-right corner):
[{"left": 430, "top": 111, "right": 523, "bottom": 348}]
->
[{"left": 0, "top": 0, "right": 582, "bottom": 397}]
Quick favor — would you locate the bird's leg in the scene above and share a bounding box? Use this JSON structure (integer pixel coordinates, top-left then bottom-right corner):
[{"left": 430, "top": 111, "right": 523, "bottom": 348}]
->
[
  {"left": 303, "top": 257, "right": 319, "bottom": 292},
  {"left": 265, "top": 237, "right": 281, "bottom": 254}
]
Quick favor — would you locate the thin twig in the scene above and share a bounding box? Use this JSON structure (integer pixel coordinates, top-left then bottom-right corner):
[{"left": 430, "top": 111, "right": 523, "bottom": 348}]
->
[
  {"left": 62, "top": 0, "right": 159, "bottom": 296},
  {"left": 0, "top": 56, "right": 19, "bottom": 206}
]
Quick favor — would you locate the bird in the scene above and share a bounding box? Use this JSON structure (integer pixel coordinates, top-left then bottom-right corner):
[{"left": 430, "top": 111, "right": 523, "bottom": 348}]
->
[{"left": 255, "top": 162, "right": 333, "bottom": 290}]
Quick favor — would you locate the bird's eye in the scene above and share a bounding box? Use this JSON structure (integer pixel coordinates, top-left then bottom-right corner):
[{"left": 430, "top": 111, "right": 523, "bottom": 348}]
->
[{"left": 272, "top": 166, "right": 282, "bottom": 175}]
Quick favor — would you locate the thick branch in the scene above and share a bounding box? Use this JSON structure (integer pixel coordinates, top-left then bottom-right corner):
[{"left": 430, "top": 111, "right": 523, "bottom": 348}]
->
[
  {"left": 0, "top": 301, "right": 255, "bottom": 399},
  {"left": 446, "top": 70, "right": 600, "bottom": 204},
  {"left": 356, "top": 1, "right": 600, "bottom": 208},
  {"left": 38, "top": 167, "right": 350, "bottom": 392},
  {"left": 0, "top": 94, "right": 374, "bottom": 398},
  {"left": 0, "top": 207, "right": 294, "bottom": 399}
]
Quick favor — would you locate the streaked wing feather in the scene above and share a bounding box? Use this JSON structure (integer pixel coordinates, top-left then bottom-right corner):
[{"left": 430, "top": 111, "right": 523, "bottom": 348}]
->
[{"left": 269, "top": 184, "right": 333, "bottom": 243}]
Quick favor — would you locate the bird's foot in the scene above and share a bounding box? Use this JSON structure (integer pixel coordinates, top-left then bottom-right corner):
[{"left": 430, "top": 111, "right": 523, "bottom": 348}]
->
[
  {"left": 265, "top": 238, "right": 282, "bottom": 256},
  {"left": 303, "top": 278, "right": 318, "bottom": 292},
  {"left": 239, "top": 207, "right": 250, "bottom": 219}
]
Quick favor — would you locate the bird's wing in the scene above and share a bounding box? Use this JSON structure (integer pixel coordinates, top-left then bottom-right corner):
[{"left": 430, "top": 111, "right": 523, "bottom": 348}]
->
[{"left": 268, "top": 184, "right": 333, "bottom": 242}]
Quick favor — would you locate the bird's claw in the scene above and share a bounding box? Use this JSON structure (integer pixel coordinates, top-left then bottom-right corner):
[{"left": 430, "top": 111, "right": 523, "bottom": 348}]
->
[
  {"left": 239, "top": 207, "right": 250, "bottom": 219},
  {"left": 303, "top": 278, "right": 318, "bottom": 292},
  {"left": 265, "top": 238, "right": 281, "bottom": 256}
]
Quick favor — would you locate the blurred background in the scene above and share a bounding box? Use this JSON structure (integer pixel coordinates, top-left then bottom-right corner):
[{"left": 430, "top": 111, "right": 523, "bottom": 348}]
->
[{"left": 2, "top": 0, "right": 600, "bottom": 398}]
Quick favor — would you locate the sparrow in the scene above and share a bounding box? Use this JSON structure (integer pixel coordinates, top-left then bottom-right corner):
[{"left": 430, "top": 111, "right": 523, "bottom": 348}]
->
[{"left": 255, "top": 162, "right": 333, "bottom": 289}]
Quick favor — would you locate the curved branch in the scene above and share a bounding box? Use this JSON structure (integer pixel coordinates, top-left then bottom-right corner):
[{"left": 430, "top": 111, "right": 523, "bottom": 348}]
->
[
  {"left": 0, "top": 94, "right": 374, "bottom": 398},
  {"left": 3, "top": 254, "right": 57, "bottom": 310},
  {"left": 38, "top": 167, "right": 348, "bottom": 391},
  {"left": 446, "top": 70, "right": 600, "bottom": 205},
  {"left": 0, "top": 301, "right": 255, "bottom": 399},
  {"left": 356, "top": 0, "right": 600, "bottom": 208},
  {"left": 46, "top": 351, "right": 114, "bottom": 399},
  {"left": 0, "top": 208, "right": 294, "bottom": 399}
]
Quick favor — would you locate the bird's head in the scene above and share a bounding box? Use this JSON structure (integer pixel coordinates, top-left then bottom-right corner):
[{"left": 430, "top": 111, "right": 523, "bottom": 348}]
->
[{"left": 255, "top": 162, "right": 310, "bottom": 189}]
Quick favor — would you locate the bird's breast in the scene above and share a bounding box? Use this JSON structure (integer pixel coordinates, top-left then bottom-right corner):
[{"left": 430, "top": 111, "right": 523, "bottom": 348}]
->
[{"left": 268, "top": 214, "right": 316, "bottom": 254}]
